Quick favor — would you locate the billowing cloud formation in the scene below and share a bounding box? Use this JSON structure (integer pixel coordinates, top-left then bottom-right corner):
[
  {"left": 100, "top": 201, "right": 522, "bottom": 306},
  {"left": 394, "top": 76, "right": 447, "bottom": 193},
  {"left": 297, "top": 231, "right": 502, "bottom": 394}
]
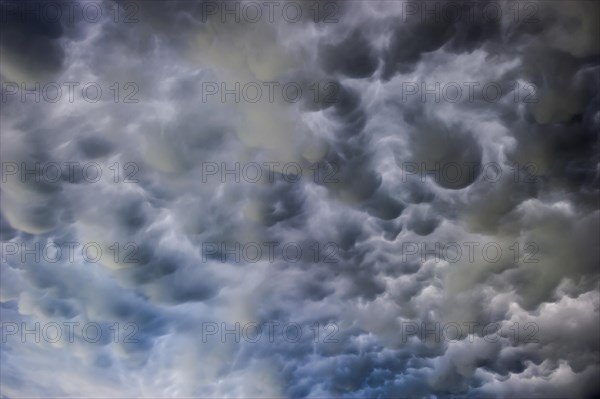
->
[{"left": 1, "top": 0, "right": 599, "bottom": 398}]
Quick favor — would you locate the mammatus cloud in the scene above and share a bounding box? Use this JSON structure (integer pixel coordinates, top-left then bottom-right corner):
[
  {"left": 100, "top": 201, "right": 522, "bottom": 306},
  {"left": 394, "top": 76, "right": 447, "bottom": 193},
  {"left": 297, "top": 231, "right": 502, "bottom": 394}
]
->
[{"left": 1, "top": 0, "right": 599, "bottom": 398}]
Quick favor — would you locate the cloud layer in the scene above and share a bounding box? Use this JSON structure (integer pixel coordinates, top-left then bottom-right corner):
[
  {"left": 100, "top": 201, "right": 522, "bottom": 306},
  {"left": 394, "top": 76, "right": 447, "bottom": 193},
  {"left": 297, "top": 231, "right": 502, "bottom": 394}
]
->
[{"left": 1, "top": 0, "right": 599, "bottom": 397}]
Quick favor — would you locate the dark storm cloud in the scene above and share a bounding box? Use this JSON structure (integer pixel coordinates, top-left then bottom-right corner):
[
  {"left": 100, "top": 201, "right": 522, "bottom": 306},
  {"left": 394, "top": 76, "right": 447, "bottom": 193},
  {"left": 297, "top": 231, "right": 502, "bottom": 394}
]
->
[
  {"left": 383, "top": 16, "right": 455, "bottom": 79},
  {"left": 1, "top": 0, "right": 599, "bottom": 397},
  {"left": 319, "top": 30, "right": 379, "bottom": 78},
  {"left": 400, "top": 115, "right": 484, "bottom": 190},
  {"left": 0, "top": 0, "right": 66, "bottom": 80},
  {"left": 77, "top": 135, "right": 114, "bottom": 159}
]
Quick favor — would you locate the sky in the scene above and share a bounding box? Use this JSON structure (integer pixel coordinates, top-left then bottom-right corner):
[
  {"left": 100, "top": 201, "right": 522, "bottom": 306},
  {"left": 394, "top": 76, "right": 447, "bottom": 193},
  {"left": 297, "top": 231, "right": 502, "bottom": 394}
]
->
[{"left": 0, "top": 0, "right": 599, "bottom": 398}]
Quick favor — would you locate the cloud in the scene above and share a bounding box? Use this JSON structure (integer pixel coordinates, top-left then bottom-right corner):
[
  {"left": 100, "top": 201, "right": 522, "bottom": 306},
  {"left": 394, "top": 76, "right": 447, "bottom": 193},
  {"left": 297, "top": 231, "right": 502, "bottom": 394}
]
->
[{"left": 1, "top": 0, "right": 598, "bottom": 397}]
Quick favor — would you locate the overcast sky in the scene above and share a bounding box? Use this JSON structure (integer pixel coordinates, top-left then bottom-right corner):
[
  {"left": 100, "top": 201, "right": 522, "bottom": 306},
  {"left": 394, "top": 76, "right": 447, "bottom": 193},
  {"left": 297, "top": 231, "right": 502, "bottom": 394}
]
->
[{"left": 1, "top": 0, "right": 599, "bottom": 398}]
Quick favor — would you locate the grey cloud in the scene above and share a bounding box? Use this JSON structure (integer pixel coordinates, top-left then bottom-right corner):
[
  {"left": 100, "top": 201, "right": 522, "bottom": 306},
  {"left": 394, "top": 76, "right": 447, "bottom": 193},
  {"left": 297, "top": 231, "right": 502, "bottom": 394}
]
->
[{"left": 1, "top": 0, "right": 599, "bottom": 398}]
